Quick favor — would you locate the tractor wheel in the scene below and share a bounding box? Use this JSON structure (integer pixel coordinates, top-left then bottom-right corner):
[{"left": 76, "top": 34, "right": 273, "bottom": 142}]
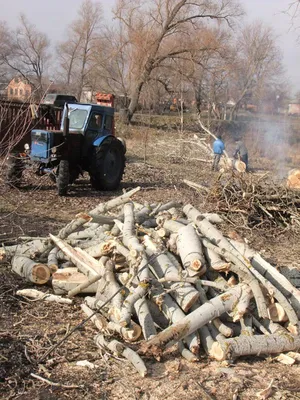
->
[
  {"left": 5, "top": 154, "right": 24, "bottom": 187},
  {"left": 90, "top": 138, "right": 125, "bottom": 191},
  {"left": 57, "top": 160, "right": 69, "bottom": 196}
]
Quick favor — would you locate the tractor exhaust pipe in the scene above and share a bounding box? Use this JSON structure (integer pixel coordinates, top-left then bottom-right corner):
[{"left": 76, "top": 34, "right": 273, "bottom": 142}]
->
[{"left": 63, "top": 104, "right": 69, "bottom": 137}]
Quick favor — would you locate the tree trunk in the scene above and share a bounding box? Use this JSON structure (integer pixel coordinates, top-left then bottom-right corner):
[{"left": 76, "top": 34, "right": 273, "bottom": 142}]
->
[
  {"left": 12, "top": 256, "right": 51, "bottom": 284},
  {"left": 210, "top": 333, "right": 300, "bottom": 361}
]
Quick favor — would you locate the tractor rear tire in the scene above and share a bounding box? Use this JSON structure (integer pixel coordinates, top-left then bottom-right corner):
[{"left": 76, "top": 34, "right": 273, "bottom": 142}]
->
[
  {"left": 5, "top": 154, "right": 24, "bottom": 187},
  {"left": 57, "top": 160, "right": 69, "bottom": 196},
  {"left": 90, "top": 138, "right": 125, "bottom": 191}
]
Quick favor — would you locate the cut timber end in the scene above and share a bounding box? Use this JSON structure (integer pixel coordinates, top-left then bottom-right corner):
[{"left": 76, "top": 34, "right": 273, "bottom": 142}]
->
[
  {"left": 210, "top": 342, "right": 226, "bottom": 361},
  {"left": 75, "top": 212, "right": 93, "bottom": 223},
  {"left": 287, "top": 169, "right": 300, "bottom": 189},
  {"left": 32, "top": 264, "right": 51, "bottom": 284},
  {"left": 267, "top": 303, "right": 288, "bottom": 323},
  {"left": 234, "top": 160, "right": 246, "bottom": 173}
]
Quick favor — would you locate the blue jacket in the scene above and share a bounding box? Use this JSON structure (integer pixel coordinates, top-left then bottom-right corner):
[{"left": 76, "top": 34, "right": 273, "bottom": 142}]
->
[{"left": 213, "top": 139, "right": 225, "bottom": 155}]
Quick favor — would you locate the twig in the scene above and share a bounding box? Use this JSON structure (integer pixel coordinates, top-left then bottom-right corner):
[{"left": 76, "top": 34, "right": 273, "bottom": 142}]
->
[{"left": 30, "top": 373, "right": 83, "bottom": 389}]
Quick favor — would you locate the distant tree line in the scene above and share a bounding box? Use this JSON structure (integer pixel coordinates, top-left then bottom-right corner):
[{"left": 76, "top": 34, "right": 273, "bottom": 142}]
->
[{"left": 0, "top": 0, "right": 292, "bottom": 122}]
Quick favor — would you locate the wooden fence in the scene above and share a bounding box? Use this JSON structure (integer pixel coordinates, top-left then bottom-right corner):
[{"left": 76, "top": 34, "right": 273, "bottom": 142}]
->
[{"left": 0, "top": 100, "right": 62, "bottom": 156}]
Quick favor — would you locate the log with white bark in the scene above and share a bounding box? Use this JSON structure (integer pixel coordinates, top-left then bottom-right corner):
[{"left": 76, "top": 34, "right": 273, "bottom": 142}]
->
[
  {"left": 204, "top": 246, "right": 230, "bottom": 272},
  {"left": 134, "top": 298, "right": 157, "bottom": 340},
  {"left": 251, "top": 254, "right": 300, "bottom": 318},
  {"left": 52, "top": 268, "right": 98, "bottom": 295},
  {"left": 162, "top": 219, "right": 185, "bottom": 233},
  {"left": 49, "top": 234, "right": 101, "bottom": 277},
  {"left": 1, "top": 240, "right": 49, "bottom": 263},
  {"left": 16, "top": 289, "right": 73, "bottom": 304},
  {"left": 210, "top": 333, "right": 300, "bottom": 361},
  {"left": 201, "top": 238, "right": 268, "bottom": 319},
  {"left": 150, "top": 283, "right": 199, "bottom": 354},
  {"left": 144, "top": 235, "right": 200, "bottom": 312},
  {"left": 94, "top": 334, "right": 147, "bottom": 377},
  {"left": 176, "top": 224, "right": 206, "bottom": 276},
  {"left": 89, "top": 186, "right": 141, "bottom": 218},
  {"left": 178, "top": 341, "right": 199, "bottom": 362},
  {"left": 68, "top": 272, "right": 103, "bottom": 298},
  {"left": 12, "top": 256, "right": 51, "bottom": 284},
  {"left": 122, "top": 203, "right": 143, "bottom": 253},
  {"left": 48, "top": 247, "right": 59, "bottom": 271},
  {"left": 83, "top": 239, "right": 116, "bottom": 258},
  {"left": 140, "top": 284, "right": 246, "bottom": 356}
]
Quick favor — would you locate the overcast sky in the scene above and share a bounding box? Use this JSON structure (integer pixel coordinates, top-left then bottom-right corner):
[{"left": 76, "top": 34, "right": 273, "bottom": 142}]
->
[{"left": 0, "top": 0, "right": 299, "bottom": 91}]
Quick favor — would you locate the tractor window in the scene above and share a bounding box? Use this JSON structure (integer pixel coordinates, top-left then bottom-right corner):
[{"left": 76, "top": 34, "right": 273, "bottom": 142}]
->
[
  {"left": 88, "top": 113, "right": 103, "bottom": 130},
  {"left": 69, "top": 109, "right": 88, "bottom": 129},
  {"left": 104, "top": 115, "right": 113, "bottom": 131}
]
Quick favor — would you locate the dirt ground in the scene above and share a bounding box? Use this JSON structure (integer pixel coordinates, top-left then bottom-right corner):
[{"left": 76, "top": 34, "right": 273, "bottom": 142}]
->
[{"left": 1, "top": 123, "right": 300, "bottom": 400}]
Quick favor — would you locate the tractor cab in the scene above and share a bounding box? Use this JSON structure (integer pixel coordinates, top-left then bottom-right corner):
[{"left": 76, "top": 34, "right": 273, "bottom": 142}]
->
[{"left": 7, "top": 93, "right": 126, "bottom": 195}]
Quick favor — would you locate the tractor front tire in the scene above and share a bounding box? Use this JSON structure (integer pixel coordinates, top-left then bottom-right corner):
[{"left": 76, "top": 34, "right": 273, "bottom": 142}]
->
[
  {"left": 57, "top": 160, "right": 70, "bottom": 196},
  {"left": 5, "top": 154, "right": 24, "bottom": 187},
  {"left": 90, "top": 138, "right": 125, "bottom": 191}
]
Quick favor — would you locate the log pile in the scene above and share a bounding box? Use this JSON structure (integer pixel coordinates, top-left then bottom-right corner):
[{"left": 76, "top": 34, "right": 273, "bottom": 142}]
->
[
  {"left": 2, "top": 188, "right": 300, "bottom": 376},
  {"left": 206, "top": 172, "right": 300, "bottom": 231}
]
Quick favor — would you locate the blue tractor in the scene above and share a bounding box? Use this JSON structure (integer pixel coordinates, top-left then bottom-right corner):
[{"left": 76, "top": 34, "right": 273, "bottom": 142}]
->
[{"left": 6, "top": 94, "right": 126, "bottom": 196}]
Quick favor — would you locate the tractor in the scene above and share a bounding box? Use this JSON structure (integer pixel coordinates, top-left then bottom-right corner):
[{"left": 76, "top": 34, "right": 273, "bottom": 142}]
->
[{"left": 5, "top": 93, "right": 126, "bottom": 196}]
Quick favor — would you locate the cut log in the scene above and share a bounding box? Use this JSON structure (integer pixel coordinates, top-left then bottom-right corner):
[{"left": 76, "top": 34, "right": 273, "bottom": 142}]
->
[
  {"left": 12, "top": 256, "right": 51, "bottom": 284},
  {"left": 123, "top": 203, "right": 143, "bottom": 253},
  {"left": 176, "top": 224, "right": 206, "bottom": 276},
  {"left": 68, "top": 272, "right": 103, "bottom": 298},
  {"left": 49, "top": 235, "right": 101, "bottom": 277},
  {"left": 178, "top": 342, "right": 199, "bottom": 362},
  {"left": 210, "top": 333, "right": 300, "bottom": 361},
  {"left": 134, "top": 298, "right": 157, "bottom": 340},
  {"left": 144, "top": 236, "right": 199, "bottom": 312},
  {"left": 287, "top": 169, "right": 300, "bottom": 189},
  {"left": 251, "top": 254, "right": 300, "bottom": 318},
  {"left": 89, "top": 186, "right": 141, "bottom": 218},
  {"left": 83, "top": 240, "right": 116, "bottom": 258},
  {"left": 16, "top": 289, "right": 73, "bottom": 304},
  {"left": 140, "top": 284, "right": 245, "bottom": 356},
  {"left": 94, "top": 334, "right": 147, "bottom": 377},
  {"left": 163, "top": 219, "right": 185, "bottom": 233},
  {"left": 52, "top": 268, "right": 98, "bottom": 295},
  {"left": 48, "top": 247, "right": 59, "bottom": 271},
  {"left": 204, "top": 246, "right": 230, "bottom": 272},
  {"left": 267, "top": 303, "right": 288, "bottom": 323}
]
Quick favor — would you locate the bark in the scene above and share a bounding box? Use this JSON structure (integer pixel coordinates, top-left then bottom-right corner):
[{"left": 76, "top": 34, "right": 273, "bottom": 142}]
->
[
  {"left": 94, "top": 334, "right": 147, "bottom": 377},
  {"left": 176, "top": 224, "right": 206, "bottom": 276},
  {"left": 89, "top": 187, "right": 141, "bottom": 218},
  {"left": 251, "top": 254, "right": 300, "bottom": 318},
  {"left": 134, "top": 298, "right": 157, "bottom": 340},
  {"left": 178, "top": 342, "right": 199, "bottom": 362},
  {"left": 12, "top": 256, "right": 51, "bottom": 284},
  {"left": 210, "top": 333, "right": 300, "bottom": 361},
  {"left": 52, "top": 268, "right": 98, "bottom": 295},
  {"left": 83, "top": 240, "right": 116, "bottom": 258},
  {"left": 16, "top": 289, "right": 73, "bottom": 304},
  {"left": 144, "top": 236, "right": 199, "bottom": 312},
  {"left": 49, "top": 234, "right": 101, "bottom": 277},
  {"left": 204, "top": 246, "right": 230, "bottom": 272},
  {"left": 48, "top": 247, "right": 59, "bottom": 271},
  {"left": 68, "top": 272, "right": 103, "bottom": 298},
  {"left": 163, "top": 219, "right": 185, "bottom": 233},
  {"left": 201, "top": 238, "right": 268, "bottom": 319},
  {"left": 150, "top": 284, "right": 199, "bottom": 354},
  {"left": 140, "top": 285, "right": 245, "bottom": 356},
  {"left": 123, "top": 203, "right": 143, "bottom": 253}
]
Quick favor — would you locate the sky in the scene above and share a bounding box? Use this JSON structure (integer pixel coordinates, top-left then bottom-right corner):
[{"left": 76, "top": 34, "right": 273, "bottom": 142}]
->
[{"left": 0, "top": 0, "right": 299, "bottom": 91}]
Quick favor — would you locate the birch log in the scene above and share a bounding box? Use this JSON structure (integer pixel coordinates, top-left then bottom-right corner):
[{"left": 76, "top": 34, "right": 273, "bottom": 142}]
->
[
  {"left": 16, "top": 289, "right": 73, "bottom": 304},
  {"left": 210, "top": 333, "right": 300, "bottom": 361},
  {"left": 176, "top": 224, "right": 206, "bottom": 276},
  {"left": 89, "top": 186, "right": 141, "bottom": 218},
  {"left": 140, "top": 284, "right": 245, "bottom": 356},
  {"left": 12, "top": 256, "right": 51, "bottom": 284},
  {"left": 94, "top": 334, "right": 147, "bottom": 377},
  {"left": 134, "top": 298, "right": 157, "bottom": 340},
  {"left": 251, "top": 254, "right": 300, "bottom": 317},
  {"left": 52, "top": 268, "right": 98, "bottom": 295},
  {"left": 49, "top": 235, "right": 101, "bottom": 277},
  {"left": 123, "top": 203, "right": 143, "bottom": 253}
]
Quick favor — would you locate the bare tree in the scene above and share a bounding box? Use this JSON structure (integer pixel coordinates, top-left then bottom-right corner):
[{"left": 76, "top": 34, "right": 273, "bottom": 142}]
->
[
  {"left": 227, "top": 21, "right": 284, "bottom": 120},
  {"left": 0, "top": 21, "right": 13, "bottom": 81},
  {"left": 57, "top": 0, "right": 103, "bottom": 99},
  {"left": 3, "top": 14, "right": 50, "bottom": 97},
  {"left": 112, "top": 0, "right": 242, "bottom": 123}
]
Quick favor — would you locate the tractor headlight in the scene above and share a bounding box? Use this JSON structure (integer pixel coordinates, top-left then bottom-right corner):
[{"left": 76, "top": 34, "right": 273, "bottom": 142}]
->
[
  {"left": 51, "top": 147, "right": 57, "bottom": 154},
  {"left": 24, "top": 143, "right": 30, "bottom": 150}
]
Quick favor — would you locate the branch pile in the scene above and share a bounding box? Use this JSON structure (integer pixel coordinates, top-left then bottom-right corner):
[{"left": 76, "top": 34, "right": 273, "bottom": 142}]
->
[
  {"left": 206, "top": 172, "right": 300, "bottom": 231},
  {"left": 2, "top": 187, "right": 300, "bottom": 376}
]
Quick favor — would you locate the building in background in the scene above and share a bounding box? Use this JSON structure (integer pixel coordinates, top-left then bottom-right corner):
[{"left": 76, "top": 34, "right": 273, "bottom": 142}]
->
[{"left": 7, "top": 77, "right": 33, "bottom": 102}]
